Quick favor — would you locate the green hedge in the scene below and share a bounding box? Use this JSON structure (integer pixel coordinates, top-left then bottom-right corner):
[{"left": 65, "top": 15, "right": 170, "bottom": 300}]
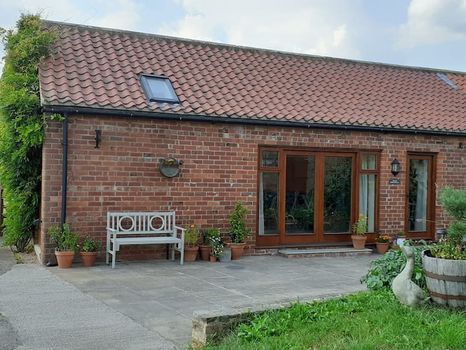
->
[{"left": 0, "top": 15, "right": 55, "bottom": 251}]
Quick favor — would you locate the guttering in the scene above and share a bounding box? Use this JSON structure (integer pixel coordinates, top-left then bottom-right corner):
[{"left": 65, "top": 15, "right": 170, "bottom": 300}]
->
[
  {"left": 42, "top": 105, "right": 466, "bottom": 137},
  {"left": 60, "top": 113, "right": 69, "bottom": 228}
]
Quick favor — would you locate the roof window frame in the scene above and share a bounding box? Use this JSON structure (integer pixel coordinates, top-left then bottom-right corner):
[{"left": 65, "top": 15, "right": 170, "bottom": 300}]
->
[{"left": 139, "top": 74, "right": 180, "bottom": 104}]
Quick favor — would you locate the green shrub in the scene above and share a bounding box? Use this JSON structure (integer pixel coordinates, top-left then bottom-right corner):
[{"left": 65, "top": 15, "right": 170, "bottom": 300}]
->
[
  {"left": 49, "top": 224, "right": 79, "bottom": 252},
  {"left": 361, "top": 242, "right": 427, "bottom": 290},
  {"left": 204, "top": 228, "right": 220, "bottom": 245},
  {"left": 80, "top": 236, "right": 101, "bottom": 252},
  {"left": 229, "top": 202, "right": 250, "bottom": 243},
  {"left": 184, "top": 224, "right": 200, "bottom": 247},
  {"left": 439, "top": 187, "right": 466, "bottom": 221},
  {"left": 431, "top": 187, "right": 466, "bottom": 260},
  {"left": 0, "top": 14, "right": 55, "bottom": 251}
]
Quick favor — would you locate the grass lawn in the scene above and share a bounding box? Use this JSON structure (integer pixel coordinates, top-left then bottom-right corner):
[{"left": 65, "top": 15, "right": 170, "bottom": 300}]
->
[{"left": 204, "top": 291, "right": 466, "bottom": 350}]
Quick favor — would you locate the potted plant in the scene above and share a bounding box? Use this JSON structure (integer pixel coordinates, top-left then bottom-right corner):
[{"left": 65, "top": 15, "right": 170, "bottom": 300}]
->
[
  {"left": 184, "top": 224, "right": 200, "bottom": 262},
  {"left": 209, "top": 236, "right": 224, "bottom": 262},
  {"left": 376, "top": 234, "right": 390, "bottom": 254},
  {"left": 351, "top": 215, "right": 367, "bottom": 249},
  {"left": 229, "top": 202, "right": 250, "bottom": 260},
  {"left": 200, "top": 228, "right": 217, "bottom": 261},
  {"left": 80, "top": 236, "right": 101, "bottom": 267},
  {"left": 423, "top": 187, "right": 466, "bottom": 307},
  {"left": 49, "top": 224, "right": 79, "bottom": 268}
]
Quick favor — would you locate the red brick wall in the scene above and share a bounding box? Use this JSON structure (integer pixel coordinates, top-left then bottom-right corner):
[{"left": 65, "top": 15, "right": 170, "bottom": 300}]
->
[{"left": 39, "top": 114, "right": 466, "bottom": 264}]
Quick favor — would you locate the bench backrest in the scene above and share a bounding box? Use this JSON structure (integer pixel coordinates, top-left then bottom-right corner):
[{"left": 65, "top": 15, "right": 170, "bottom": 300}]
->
[{"left": 107, "top": 212, "right": 176, "bottom": 235}]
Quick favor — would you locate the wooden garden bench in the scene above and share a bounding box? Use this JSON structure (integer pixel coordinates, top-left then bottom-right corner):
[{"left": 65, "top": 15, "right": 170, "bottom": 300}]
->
[{"left": 106, "top": 211, "right": 185, "bottom": 268}]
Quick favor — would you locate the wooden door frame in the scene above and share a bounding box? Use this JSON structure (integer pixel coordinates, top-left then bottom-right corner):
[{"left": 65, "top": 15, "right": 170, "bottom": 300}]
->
[{"left": 404, "top": 152, "right": 436, "bottom": 240}]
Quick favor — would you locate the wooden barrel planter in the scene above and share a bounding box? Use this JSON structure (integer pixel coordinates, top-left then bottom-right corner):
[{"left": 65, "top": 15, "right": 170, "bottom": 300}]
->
[{"left": 422, "top": 250, "right": 466, "bottom": 308}]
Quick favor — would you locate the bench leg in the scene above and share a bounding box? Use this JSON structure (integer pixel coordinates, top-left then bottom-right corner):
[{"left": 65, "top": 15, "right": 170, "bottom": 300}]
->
[
  {"left": 106, "top": 237, "right": 110, "bottom": 265},
  {"left": 170, "top": 244, "right": 175, "bottom": 261},
  {"left": 112, "top": 243, "right": 117, "bottom": 269},
  {"left": 180, "top": 243, "right": 184, "bottom": 265}
]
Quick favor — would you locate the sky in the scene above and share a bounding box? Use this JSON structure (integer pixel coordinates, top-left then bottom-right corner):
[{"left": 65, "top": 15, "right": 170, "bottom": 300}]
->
[{"left": 1, "top": 0, "right": 466, "bottom": 73}]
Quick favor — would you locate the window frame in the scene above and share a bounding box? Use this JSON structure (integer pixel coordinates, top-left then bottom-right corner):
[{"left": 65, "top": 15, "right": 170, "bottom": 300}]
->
[
  {"left": 139, "top": 74, "right": 180, "bottom": 104},
  {"left": 357, "top": 153, "right": 380, "bottom": 234}
]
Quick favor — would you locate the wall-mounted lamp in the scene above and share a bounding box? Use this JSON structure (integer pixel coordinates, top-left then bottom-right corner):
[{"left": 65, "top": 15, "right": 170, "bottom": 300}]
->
[
  {"left": 391, "top": 158, "right": 401, "bottom": 176},
  {"left": 95, "top": 130, "right": 102, "bottom": 148}
]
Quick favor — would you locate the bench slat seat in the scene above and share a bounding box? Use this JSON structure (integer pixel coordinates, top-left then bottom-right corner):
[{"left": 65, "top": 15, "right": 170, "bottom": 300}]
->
[
  {"left": 106, "top": 211, "right": 185, "bottom": 268},
  {"left": 111, "top": 236, "right": 181, "bottom": 245}
]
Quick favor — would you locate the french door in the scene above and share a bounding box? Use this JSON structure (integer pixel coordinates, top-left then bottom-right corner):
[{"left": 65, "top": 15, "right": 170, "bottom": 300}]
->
[
  {"left": 405, "top": 153, "right": 436, "bottom": 239},
  {"left": 257, "top": 149, "right": 357, "bottom": 245}
]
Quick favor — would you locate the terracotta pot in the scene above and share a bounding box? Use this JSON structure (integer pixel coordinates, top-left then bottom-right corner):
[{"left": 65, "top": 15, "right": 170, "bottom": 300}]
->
[
  {"left": 184, "top": 246, "right": 199, "bottom": 262},
  {"left": 230, "top": 243, "right": 245, "bottom": 260},
  {"left": 209, "top": 255, "right": 217, "bottom": 262},
  {"left": 80, "top": 251, "right": 98, "bottom": 267},
  {"left": 351, "top": 235, "right": 367, "bottom": 250},
  {"left": 55, "top": 251, "right": 75, "bottom": 268},
  {"left": 199, "top": 245, "right": 211, "bottom": 261},
  {"left": 376, "top": 242, "right": 390, "bottom": 254}
]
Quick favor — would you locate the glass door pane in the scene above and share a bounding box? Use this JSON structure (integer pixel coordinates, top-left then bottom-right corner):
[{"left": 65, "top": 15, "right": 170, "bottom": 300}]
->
[
  {"left": 324, "top": 156, "right": 353, "bottom": 233},
  {"left": 408, "top": 159, "right": 429, "bottom": 232},
  {"left": 258, "top": 172, "right": 279, "bottom": 235},
  {"left": 359, "top": 174, "right": 376, "bottom": 232},
  {"left": 285, "top": 155, "right": 315, "bottom": 234}
]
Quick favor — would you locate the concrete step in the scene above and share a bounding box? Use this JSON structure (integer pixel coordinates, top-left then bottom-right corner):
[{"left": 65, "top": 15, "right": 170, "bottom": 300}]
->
[{"left": 278, "top": 247, "right": 373, "bottom": 258}]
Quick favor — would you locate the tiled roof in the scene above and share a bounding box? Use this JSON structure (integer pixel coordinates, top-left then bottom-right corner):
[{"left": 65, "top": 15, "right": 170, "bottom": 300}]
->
[{"left": 39, "top": 21, "right": 466, "bottom": 134}]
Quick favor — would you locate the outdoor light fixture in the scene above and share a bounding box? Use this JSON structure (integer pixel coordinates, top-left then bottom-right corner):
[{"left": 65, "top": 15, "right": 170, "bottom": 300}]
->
[
  {"left": 391, "top": 158, "right": 401, "bottom": 176},
  {"left": 95, "top": 129, "right": 102, "bottom": 148}
]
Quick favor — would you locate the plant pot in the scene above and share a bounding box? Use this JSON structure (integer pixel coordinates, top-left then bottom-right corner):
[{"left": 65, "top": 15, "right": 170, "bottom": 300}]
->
[
  {"left": 351, "top": 235, "right": 367, "bottom": 250},
  {"left": 184, "top": 246, "right": 199, "bottom": 262},
  {"left": 230, "top": 243, "right": 245, "bottom": 260},
  {"left": 209, "top": 255, "right": 217, "bottom": 262},
  {"left": 80, "top": 251, "right": 97, "bottom": 267},
  {"left": 55, "top": 250, "right": 75, "bottom": 268},
  {"left": 199, "top": 245, "right": 211, "bottom": 261},
  {"left": 422, "top": 250, "right": 466, "bottom": 308},
  {"left": 219, "top": 247, "right": 231, "bottom": 262},
  {"left": 376, "top": 242, "right": 389, "bottom": 254}
]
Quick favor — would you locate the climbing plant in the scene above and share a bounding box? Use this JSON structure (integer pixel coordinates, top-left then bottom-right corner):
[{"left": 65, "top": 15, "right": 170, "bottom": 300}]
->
[{"left": 0, "top": 14, "right": 55, "bottom": 251}]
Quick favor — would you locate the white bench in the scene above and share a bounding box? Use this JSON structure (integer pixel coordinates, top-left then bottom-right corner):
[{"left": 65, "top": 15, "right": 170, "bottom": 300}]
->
[{"left": 106, "top": 211, "right": 185, "bottom": 268}]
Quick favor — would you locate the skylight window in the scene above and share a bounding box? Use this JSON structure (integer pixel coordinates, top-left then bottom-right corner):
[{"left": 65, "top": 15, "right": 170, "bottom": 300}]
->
[
  {"left": 140, "top": 74, "right": 179, "bottom": 103},
  {"left": 436, "top": 73, "right": 458, "bottom": 90}
]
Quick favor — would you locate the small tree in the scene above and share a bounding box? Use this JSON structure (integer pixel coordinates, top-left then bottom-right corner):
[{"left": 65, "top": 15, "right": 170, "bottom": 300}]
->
[{"left": 229, "top": 202, "right": 250, "bottom": 244}]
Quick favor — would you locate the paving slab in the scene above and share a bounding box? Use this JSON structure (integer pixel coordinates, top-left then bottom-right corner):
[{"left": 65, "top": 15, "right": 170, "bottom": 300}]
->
[
  {"left": 0, "top": 264, "right": 175, "bottom": 350},
  {"left": 52, "top": 254, "right": 375, "bottom": 347}
]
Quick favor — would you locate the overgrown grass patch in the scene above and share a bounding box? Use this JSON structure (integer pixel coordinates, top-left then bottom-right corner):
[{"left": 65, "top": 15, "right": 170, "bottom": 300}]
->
[{"left": 204, "top": 291, "right": 466, "bottom": 350}]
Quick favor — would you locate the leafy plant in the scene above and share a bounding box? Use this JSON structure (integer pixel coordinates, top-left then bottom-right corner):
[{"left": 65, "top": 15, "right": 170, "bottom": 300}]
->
[
  {"left": 49, "top": 224, "right": 79, "bottom": 252},
  {"left": 229, "top": 202, "right": 250, "bottom": 244},
  {"left": 80, "top": 236, "right": 101, "bottom": 252},
  {"left": 203, "top": 228, "right": 220, "bottom": 245},
  {"left": 210, "top": 236, "right": 224, "bottom": 258},
  {"left": 184, "top": 224, "right": 200, "bottom": 247},
  {"left": 0, "top": 14, "right": 56, "bottom": 251},
  {"left": 352, "top": 215, "right": 367, "bottom": 235},
  {"left": 430, "top": 187, "right": 466, "bottom": 260},
  {"left": 361, "top": 242, "right": 427, "bottom": 290}
]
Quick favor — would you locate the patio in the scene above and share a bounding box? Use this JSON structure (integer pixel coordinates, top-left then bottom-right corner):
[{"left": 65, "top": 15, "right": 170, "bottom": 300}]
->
[{"left": 52, "top": 254, "right": 375, "bottom": 347}]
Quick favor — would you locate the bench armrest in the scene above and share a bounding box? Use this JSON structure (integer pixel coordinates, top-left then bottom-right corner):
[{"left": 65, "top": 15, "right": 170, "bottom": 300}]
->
[{"left": 174, "top": 226, "right": 185, "bottom": 242}]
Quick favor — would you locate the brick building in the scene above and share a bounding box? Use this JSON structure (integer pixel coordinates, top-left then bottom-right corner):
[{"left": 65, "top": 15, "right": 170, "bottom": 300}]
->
[{"left": 37, "top": 21, "right": 466, "bottom": 264}]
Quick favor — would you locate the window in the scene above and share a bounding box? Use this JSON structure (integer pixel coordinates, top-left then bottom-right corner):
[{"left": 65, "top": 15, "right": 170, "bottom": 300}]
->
[
  {"left": 359, "top": 154, "right": 378, "bottom": 232},
  {"left": 140, "top": 74, "right": 179, "bottom": 103}
]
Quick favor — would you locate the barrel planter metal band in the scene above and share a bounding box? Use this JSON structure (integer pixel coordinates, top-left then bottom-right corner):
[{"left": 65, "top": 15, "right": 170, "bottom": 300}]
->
[{"left": 422, "top": 251, "right": 466, "bottom": 308}]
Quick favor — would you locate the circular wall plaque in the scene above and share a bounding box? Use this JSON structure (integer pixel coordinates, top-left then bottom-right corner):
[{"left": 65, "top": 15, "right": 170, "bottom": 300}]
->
[{"left": 159, "top": 158, "right": 182, "bottom": 178}]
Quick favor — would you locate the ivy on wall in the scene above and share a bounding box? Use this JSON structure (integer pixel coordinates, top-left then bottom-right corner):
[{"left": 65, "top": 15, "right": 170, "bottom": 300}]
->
[{"left": 0, "top": 15, "right": 55, "bottom": 251}]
